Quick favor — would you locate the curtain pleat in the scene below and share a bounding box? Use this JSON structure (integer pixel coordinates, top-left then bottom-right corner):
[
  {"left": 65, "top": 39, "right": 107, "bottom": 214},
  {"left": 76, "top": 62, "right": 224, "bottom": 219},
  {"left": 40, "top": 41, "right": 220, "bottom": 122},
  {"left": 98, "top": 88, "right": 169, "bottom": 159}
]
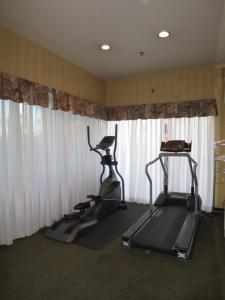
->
[
  {"left": 108, "top": 120, "right": 164, "bottom": 203},
  {"left": 165, "top": 117, "right": 214, "bottom": 212}
]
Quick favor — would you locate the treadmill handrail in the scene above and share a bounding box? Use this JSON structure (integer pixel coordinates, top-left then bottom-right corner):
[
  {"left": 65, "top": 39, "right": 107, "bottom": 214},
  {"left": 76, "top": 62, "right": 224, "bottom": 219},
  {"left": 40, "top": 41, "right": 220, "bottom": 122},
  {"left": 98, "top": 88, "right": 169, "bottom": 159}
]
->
[
  {"left": 145, "top": 152, "right": 199, "bottom": 215},
  {"left": 145, "top": 157, "right": 161, "bottom": 209},
  {"left": 159, "top": 152, "right": 197, "bottom": 163}
]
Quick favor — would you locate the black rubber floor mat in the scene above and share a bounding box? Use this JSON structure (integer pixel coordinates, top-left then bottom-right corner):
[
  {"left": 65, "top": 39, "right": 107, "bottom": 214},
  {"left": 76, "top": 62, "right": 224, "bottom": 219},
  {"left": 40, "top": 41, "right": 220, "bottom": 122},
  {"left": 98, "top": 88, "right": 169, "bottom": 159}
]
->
[{"left": 75, "top": 203, "right": 148, "bottom": 250}]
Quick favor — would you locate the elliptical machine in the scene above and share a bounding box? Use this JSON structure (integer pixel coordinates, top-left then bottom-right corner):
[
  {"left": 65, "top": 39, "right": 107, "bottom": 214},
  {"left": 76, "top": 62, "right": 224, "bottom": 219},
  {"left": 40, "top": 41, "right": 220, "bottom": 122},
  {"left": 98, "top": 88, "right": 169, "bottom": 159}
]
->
[{"left": 45, "top": 124, "right": 126, "bottom": 243}]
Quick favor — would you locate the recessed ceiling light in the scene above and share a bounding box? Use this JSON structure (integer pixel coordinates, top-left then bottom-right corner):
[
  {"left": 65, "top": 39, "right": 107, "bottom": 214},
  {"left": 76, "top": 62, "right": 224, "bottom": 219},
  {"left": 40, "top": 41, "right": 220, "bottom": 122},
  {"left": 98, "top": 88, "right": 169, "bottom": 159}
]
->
[
  {"left": 158, "top": 31, "right": 170, "bottom": 38},
  {"left": 100, "top": 44, "right": 111, "bottom": 51}
]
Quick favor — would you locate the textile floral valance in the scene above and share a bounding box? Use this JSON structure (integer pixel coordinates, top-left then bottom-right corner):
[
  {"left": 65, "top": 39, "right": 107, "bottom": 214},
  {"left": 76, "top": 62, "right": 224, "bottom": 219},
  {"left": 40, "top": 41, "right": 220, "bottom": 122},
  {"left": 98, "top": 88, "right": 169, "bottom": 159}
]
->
[
  {"left": 51, "top": 90, "right": 108, "bottom": 120},
  {"left": 108, "top": 99, "right": 218, "bottom": 120},
  {"left": 0, "top": 72, "right": 49, "bottom": 107},
  {"left": 0, "top": 72, "right": 108, "bottom": 120},
  {"left": 0, "top": 71, "right": 218, "bottom": 121}
]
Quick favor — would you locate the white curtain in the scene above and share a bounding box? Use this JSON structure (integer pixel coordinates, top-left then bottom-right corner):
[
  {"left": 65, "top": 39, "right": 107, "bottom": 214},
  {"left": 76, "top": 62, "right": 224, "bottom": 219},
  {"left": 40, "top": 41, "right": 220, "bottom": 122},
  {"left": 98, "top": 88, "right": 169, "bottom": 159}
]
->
[
  {"left": 108, "top": 120, "right": 164, "bottom": 204},
  {"left": 0, "top": 99, "right": 214, "bottom": 245},
  {"left": 0, "top": 100, "right": 107, "bottom": 245},
  {"left": 165, "top": 117, "right": 214, "bottom": 212},
  {"left": 108, "top": 116, "right": 214, "bottom": 212}
]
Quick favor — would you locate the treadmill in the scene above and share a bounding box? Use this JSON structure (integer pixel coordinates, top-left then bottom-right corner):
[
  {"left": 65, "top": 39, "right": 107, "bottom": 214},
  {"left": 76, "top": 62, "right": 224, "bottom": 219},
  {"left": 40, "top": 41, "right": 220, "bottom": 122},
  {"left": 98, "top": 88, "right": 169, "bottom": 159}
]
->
[{"left": 122, "top": 140, "right": 202, "bottom": 259}]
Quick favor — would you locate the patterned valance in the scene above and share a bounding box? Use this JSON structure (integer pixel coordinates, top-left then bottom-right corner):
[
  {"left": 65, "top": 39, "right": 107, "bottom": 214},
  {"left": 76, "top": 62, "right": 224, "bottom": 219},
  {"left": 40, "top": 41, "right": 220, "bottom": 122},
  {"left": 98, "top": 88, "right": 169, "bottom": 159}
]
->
[
  {"left": 51, "top": 90, "right": 108, "bottom": 120},
  {"left": 0, "top": 71, "right": 217, "bottom": 120},
  {"left": 0, "top": 72, "right": 49, "bottom": 107},
  {"left": 0, "top": 72, "right": 108, "bottom": 120},
  {"left": 108, "top": 99, "right": 217, "bottom": 120}
]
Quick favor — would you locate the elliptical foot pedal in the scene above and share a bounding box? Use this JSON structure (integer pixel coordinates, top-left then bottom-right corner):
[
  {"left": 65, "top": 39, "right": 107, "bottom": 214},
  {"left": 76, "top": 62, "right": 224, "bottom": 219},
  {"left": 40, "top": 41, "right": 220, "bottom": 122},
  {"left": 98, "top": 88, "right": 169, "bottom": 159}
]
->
[
  {"left": 74, "top": 202, "right": 91, "bottom": 211},
  {"left": 86, "top": 195, "right": 103, "bottom": 202}
]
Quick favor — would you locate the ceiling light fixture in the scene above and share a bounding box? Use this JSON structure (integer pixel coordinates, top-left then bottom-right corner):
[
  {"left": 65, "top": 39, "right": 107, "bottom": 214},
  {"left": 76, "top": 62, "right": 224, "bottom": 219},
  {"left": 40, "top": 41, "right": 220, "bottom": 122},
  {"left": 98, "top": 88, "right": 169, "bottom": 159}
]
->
[
  {"left": 158, "top": 30, "right": 170, "bottom": 38},
  {"left": 100, "top": 44, "right": 111, "bottom": 51}
]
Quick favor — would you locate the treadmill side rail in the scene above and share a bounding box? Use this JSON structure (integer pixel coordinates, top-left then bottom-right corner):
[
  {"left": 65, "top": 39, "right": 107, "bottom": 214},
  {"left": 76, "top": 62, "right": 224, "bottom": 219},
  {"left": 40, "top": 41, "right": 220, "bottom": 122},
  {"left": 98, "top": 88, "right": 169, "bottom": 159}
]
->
[
  {"left": 122, "top": 208, "right": 155, "bottom": 243},
  {"left": 174, "top": 212, "right": 199, "bottom": 259}
]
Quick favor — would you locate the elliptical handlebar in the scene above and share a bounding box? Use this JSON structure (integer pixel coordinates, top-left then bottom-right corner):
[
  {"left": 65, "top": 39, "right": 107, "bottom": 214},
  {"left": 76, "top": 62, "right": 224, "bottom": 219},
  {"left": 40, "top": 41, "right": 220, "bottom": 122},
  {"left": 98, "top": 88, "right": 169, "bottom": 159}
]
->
[
  {"left": 87, "top": 126, "right": 103, "bottom": 159},
  {"left": 113, "top": 124, "right": 126, "bottom": 204},
  {"left": 113, "top": 124, "right": 118, "bottom": 162},
  {"left": 87, "top": 126, "right": 92, "bottom": 149},
  {"left": 87, "top": 126, "right": 104, "bottom": 184}
]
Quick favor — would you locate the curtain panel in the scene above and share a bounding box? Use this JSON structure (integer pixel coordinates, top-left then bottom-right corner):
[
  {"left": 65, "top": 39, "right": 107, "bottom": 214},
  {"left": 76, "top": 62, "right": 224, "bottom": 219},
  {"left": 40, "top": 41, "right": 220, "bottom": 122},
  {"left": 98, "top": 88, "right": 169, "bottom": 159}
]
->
[
  {"left": 0, "top": 99, "right": 108, "bottom": 245},
  {"left": 0, "top": 71, "right": 218, "bottom": 120}
]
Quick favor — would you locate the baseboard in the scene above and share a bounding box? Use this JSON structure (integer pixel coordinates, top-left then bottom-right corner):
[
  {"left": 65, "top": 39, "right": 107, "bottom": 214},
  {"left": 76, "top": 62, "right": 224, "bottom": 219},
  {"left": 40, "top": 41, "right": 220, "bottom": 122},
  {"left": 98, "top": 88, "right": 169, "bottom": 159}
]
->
[{"left": 213, "top": 207, "right": 224, "bottom": 215}]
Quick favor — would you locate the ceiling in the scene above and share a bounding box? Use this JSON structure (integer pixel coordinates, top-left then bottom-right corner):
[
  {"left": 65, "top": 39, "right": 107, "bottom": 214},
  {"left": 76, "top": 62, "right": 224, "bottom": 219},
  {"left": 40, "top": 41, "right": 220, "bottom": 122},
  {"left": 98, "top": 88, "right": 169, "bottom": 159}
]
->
[{"left": 0, "top": 0, "right": 225, "bottom": 79}]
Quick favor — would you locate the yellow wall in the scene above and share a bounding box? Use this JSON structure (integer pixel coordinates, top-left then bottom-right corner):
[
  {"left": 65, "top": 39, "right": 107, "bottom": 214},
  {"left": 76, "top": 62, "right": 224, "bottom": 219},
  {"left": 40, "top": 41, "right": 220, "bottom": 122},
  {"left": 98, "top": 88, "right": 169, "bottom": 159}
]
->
[
  {"left": 214, "top": 68, "right": 225, "bottom": 208},
  {"left": 105, "top": 66, "right": 215, "bottom": 106},
  {"left": 105, "top": 65, "right": 224, "bottom": 139},
  {"left": 0, "top": 25, "right": 105, "bottom": 104}
]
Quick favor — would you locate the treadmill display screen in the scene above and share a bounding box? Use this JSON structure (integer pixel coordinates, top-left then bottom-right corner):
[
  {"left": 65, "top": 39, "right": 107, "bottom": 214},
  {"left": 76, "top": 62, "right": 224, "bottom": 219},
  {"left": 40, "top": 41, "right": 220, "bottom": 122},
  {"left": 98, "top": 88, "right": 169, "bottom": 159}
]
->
[{"left": 160, "top": 140, "right": 191, "bottom": 152}]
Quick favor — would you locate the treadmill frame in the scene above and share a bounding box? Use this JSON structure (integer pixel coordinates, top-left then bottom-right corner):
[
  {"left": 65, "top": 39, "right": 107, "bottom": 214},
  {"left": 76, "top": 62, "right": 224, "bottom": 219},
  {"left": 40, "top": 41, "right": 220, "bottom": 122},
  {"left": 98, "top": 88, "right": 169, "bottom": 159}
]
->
[{"left": 122, "top": 152, "right": 201, "bottom": 259}]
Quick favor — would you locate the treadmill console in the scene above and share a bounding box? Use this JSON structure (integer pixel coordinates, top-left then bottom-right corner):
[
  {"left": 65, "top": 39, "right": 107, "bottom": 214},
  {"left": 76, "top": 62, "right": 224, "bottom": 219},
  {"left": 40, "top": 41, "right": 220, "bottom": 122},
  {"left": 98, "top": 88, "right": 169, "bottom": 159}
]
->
[{"left": 160, "top": 140, "right": 191, "bottom": 152}]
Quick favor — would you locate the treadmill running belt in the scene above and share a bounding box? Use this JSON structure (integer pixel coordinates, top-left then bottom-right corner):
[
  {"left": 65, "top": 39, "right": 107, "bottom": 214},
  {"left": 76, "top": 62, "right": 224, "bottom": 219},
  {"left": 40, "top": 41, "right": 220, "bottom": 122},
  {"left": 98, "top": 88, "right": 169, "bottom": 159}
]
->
[{"left": 132, "top": 206, "right": 188, "bottom": 253}]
